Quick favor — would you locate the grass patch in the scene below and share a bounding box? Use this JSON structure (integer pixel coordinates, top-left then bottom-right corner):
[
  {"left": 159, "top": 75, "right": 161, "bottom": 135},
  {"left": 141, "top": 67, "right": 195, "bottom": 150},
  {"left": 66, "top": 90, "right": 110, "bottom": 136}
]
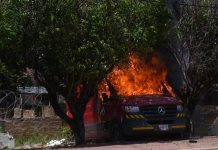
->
[
  {"left": 15, "top": 132, "right": 54, "bottom": 147},
  {"left": 15, "top": 125, "right": 71, "bottom": 147},
  {"left": 0, "top": 126, "right": 3, "bottom": 133}
]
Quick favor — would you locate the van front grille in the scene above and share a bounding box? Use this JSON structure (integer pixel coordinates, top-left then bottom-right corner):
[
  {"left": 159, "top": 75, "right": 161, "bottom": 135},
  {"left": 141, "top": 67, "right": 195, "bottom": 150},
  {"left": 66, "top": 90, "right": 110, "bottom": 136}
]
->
[{"left": 139, "top": 105, "right": 177, "bottom": 124}]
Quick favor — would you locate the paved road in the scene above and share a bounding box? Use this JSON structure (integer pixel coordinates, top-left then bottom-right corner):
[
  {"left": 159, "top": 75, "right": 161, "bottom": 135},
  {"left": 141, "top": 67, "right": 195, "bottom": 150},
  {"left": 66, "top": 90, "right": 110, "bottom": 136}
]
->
[{"left": 45, "top": 136, "right": 218, "bottom": 150}]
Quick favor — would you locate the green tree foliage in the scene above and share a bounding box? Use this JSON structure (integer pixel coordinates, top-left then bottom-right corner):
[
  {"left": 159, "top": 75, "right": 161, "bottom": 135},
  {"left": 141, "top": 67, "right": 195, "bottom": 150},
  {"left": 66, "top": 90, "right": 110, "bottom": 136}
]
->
[
  {"left": 0, "top": 1, "right": 22, "bottom": 90},
  {"left": 171, "top": 0, "right": 218, "bottom": 112},
  {"left": 1, "top": 0, "right": 170, "bottom": 144}
]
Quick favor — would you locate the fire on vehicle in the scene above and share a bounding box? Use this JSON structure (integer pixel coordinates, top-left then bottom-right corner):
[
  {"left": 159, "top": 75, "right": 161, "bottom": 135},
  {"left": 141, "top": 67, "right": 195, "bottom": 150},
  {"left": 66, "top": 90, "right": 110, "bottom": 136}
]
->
[{"left": 67, "top": 53, "right": 187, "bottom": 140}]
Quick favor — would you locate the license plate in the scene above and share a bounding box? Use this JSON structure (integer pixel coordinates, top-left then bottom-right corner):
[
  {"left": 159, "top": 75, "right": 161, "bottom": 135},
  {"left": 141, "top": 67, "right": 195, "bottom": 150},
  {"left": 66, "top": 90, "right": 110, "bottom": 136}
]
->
[{"left": 158, "top": 124, "right": 169, "bottom": 131}]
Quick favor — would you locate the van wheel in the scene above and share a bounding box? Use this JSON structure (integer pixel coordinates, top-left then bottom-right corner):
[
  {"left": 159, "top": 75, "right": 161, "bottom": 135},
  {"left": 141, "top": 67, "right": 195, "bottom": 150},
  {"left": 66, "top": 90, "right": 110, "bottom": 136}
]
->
[
  {"left": 179, "top": 131, "right": 187, "bottom": 139},
  {"left": 109, "top": 121, "right": 123, "bottom": 142}
]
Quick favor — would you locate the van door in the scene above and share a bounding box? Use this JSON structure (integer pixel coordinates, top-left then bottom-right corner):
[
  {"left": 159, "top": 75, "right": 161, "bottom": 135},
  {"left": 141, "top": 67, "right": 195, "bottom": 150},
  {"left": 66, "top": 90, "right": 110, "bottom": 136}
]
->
[{"left": 84, "top": 96, "right": 100, "bottom": 139}]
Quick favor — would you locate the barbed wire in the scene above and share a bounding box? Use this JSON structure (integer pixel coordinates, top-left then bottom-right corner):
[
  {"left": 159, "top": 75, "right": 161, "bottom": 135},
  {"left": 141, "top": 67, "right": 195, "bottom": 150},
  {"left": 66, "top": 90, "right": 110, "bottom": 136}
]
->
[
  {"left": 0, "top": 90, "right": 63, "bottom": 133},
  {"left": 0, "top": 90, "right": 50, "bottom": 121}
]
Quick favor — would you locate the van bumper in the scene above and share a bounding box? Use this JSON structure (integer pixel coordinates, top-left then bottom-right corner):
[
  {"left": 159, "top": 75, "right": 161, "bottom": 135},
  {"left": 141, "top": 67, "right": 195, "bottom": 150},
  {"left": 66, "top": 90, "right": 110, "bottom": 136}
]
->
[{"left": 122, "top": 114, "right": 186, "bottom": 136}]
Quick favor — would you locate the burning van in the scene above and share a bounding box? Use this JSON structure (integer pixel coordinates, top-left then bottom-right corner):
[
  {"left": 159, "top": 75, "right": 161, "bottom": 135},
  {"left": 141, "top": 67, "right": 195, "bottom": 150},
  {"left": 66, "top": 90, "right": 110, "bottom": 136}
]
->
[
  {"left": 111, "top": 94, "right": 185, "bottom": 138},
  {"left": 83, "top": 53, "right": 187, "bottom": 140}
]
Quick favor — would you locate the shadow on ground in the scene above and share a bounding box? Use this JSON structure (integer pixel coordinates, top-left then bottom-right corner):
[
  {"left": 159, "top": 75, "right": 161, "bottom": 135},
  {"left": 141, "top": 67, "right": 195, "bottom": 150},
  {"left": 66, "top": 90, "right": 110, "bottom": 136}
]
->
[{"left": 48, "top": 134, "right": 189, "bottom": 149}]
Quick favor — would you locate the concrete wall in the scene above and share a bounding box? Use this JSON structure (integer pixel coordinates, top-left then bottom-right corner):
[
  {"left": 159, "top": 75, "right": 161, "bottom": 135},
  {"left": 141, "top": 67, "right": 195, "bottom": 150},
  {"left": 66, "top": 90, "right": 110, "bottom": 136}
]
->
[
  {"left": 4, "top": 118, "right": 62, "bottom": 137},
  {"left": 13, "top": 106, "right": 56, "bottom": 119},
  {"left": 193, "top": 105, "right": 218, "bottom": 136}
]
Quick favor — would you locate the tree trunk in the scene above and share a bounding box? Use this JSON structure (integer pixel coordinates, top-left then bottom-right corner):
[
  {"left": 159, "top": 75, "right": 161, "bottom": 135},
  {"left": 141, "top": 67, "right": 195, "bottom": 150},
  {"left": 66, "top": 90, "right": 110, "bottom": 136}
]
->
[
  {"left": 68, "top": 100, "right": 87, "bottom": 145},
  {"left": 71, "top": 117, "right": 85, "bottom": 145},
  {"left": 42, "top": 80, "right": 96, "bottom": 146},
  {"left": 43, "top": 87, "right": 83, "bottom": 145},
  {"left": 66, "top": 82, "right": 97, "bottom": 145}
]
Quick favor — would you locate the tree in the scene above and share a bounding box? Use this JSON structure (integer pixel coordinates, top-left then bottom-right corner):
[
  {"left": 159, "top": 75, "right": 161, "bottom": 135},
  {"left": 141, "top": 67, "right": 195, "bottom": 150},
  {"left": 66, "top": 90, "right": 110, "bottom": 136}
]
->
[
  {"left": 3, "top": 0, "right": 170, "bottom": 145},
  {"left": 170, "top": 0, "right": 218, "bottom": 113},
  {"left": 0, "top": 1, "right": 24, "bottom": 90}
]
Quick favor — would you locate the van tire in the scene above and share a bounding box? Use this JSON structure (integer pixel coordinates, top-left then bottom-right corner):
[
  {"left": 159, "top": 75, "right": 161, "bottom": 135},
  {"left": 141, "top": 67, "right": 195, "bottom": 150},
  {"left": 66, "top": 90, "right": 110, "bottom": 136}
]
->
[
  {"left": 179, "top": 131, "right": 188, "bottom": 139},
  {"left": 109, "top": 121, "right": 123, "bottom": 142}
]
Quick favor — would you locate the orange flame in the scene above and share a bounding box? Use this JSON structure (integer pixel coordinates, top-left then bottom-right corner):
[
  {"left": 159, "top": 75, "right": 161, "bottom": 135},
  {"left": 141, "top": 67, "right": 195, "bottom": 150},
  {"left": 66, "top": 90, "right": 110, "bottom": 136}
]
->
[{"left": 98, "top": 53, "right": 175, "bottom": 98}]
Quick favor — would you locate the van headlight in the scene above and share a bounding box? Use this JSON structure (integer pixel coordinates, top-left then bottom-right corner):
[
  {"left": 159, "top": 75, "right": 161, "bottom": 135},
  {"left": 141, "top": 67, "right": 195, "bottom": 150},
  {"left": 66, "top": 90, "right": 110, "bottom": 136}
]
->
[
  {"left": 124, "top": 106, "right": 140, "bottom": 113},
  {"left": 177, "top": 105, "right": 183, "bottom": 112}
]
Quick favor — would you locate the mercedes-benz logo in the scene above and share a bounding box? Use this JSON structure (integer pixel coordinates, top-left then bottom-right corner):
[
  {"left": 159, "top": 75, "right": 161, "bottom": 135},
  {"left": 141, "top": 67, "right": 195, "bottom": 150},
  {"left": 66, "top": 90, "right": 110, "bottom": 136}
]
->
[{"left": 158, "top": 106, "right": 165, "bottom": 115}]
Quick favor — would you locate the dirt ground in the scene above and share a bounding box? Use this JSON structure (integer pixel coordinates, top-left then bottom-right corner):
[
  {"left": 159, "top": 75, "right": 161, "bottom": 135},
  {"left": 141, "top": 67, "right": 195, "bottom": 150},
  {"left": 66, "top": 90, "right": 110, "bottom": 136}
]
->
[{"left": 44, "top": 136, "right": 218, "bottom": 150}]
